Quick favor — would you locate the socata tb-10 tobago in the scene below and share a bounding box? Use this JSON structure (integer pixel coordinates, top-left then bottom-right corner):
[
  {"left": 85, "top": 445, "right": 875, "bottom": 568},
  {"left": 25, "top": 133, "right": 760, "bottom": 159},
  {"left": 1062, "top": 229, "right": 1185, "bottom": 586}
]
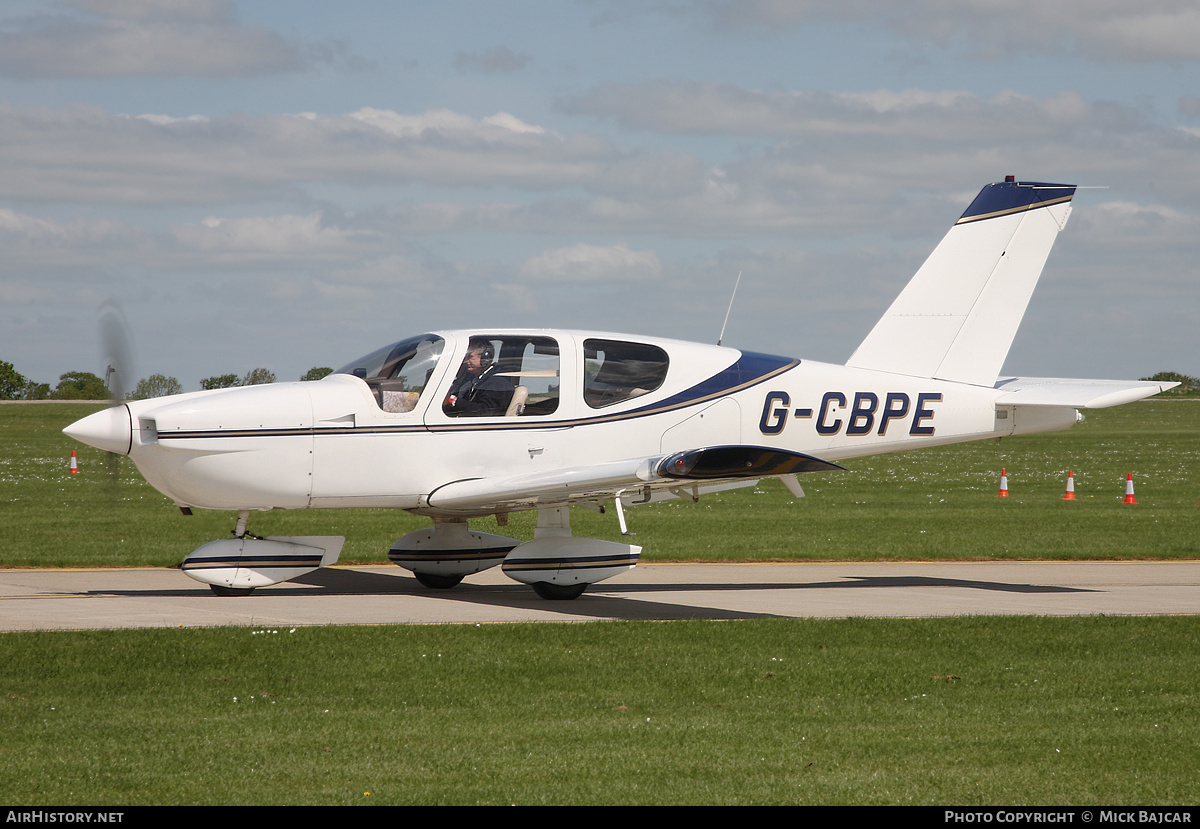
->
[{"left": 64, "top": 177, "right": 1176, "bottom": 599}]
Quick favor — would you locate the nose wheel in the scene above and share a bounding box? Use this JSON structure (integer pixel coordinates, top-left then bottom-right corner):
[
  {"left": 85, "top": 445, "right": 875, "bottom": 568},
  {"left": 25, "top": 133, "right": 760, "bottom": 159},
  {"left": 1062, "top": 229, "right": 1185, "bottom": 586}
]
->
[{"left": 184, "top": 511, "right": 345, "bottom": 596}]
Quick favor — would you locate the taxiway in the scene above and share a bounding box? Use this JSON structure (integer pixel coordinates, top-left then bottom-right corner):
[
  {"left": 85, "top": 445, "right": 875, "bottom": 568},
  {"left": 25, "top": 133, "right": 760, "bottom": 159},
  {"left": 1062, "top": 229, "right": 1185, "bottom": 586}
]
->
[{"left": 1, "top": 560, "right": 1196, "bottom": 631}]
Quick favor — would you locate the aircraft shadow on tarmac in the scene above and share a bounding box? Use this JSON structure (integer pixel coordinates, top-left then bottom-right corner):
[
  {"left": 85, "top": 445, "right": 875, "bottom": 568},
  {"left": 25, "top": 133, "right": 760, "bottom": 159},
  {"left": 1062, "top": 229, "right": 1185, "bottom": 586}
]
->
[{"left": 88, "top": 568, "right": 1098, "bottom": 623}]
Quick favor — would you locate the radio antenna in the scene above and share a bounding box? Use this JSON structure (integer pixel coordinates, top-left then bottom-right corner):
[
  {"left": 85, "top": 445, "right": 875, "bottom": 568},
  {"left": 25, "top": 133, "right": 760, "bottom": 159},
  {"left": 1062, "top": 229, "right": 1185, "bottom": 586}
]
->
[{"left": 717, "top": 271, "right": 742, "bottom": 347}]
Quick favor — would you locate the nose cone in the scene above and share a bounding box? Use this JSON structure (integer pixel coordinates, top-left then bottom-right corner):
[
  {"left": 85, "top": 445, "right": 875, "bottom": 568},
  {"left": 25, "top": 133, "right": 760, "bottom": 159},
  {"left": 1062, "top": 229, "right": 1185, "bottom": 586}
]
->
[{"left": 63, "top": 404, "right": 132, "bottom": 455}]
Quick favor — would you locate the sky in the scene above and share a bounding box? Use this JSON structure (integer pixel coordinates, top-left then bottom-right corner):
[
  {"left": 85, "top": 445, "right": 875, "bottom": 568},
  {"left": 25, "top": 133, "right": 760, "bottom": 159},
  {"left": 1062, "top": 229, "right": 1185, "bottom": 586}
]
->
[{"left": 1, "top": 0, "right": 1198, "bottom": 392}]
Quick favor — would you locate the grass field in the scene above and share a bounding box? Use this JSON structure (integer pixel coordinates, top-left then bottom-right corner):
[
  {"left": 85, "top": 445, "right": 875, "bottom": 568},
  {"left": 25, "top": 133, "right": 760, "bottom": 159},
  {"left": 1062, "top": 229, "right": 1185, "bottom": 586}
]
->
[
  {"left": 2, "top": 400, "right": 1197, "bottom": 805},
  {"left": 2, "top": 616, "right": 1198, "bottom": 805},
  {"left": 3, "top": 399, "right": 1198, "bottom": 567}
]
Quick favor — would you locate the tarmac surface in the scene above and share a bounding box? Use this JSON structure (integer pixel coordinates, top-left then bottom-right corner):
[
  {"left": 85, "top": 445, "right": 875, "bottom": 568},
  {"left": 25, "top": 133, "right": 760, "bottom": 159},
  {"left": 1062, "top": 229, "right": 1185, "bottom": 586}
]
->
[{"left": 1, "top": 560, "right": 1197, "bottom": 630}]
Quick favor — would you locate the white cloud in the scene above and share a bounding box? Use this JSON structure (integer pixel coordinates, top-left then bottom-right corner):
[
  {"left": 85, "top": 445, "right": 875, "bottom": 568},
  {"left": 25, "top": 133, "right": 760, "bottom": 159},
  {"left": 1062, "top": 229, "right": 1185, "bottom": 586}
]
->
[
  {"left": 1067, "top": 200, "right": 1200, "bottom": 258},
  {"left": 134, "top": 113, "right": 211, "bottom": 126},
  {"left": 558, "top": 81, "right": 1200, "bottom": 235},
  {"left": 454, "top": 46, "right": 531, "bottom": 74},
  {"left": 564, "top": 83, "right": 1129, "bottom": 142},
  {"left": 65, "top": 0, "right": 234, "bottom": 23},
  {"left": 700, "top": 0, "right": 1200, "bottom": 62},
  {"left": 348, "top": 107, "right": 548, "bottom": 139},
  {"left": 0, "top": 206, "right": 393, "bottom": 276},
  {"left": 520, "top": 242, "right": 662, "bottom": 283},
  {"left": 0, "top": 208, "right": 70, "bottom": 243},
  {"left": 0, "top": 208, "right": 141, "bottom": 264},
  {"left": 5, "top": 90, "right": 1199, "bottom": 250},
  {"left": 0, "top": 0, "right": 321, "bottom": 78},
  {"left": 0, "top": 103, "right": 705, "bottom": 206},
  {"left": 171, "top": 213, "right": 378, "bottom": 260},
  {"left": 481, "top": 112, "right": 547, "bottom": 136}
]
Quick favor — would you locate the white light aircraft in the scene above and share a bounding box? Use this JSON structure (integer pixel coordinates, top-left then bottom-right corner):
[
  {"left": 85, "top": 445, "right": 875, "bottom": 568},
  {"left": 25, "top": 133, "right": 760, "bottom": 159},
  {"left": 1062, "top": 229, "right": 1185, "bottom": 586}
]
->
[{"left": 65, "top": 177, "right": 1176, "bottom": 599}]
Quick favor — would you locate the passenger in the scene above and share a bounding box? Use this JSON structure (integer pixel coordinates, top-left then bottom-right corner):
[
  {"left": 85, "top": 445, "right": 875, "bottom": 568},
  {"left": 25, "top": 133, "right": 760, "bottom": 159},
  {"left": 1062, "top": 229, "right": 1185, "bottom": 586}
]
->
[{"left": 444, "top": 341, "right": 513, "bottom": 416}]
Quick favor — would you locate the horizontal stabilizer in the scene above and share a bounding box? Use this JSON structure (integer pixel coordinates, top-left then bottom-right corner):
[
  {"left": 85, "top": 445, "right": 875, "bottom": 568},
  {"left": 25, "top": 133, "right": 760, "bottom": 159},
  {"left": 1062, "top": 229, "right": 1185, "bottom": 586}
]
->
[
  {"left": 847, "top": 179, "right": 1076, "bottom": 387},
  {"left": 994, "top": 376, "right": 1179, "bottom": 408}
]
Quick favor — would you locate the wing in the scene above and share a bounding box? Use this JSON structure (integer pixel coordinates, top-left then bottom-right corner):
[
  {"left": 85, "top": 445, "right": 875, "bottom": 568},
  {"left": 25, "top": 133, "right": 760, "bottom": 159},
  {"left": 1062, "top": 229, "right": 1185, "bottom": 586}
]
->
[
  {"left": 993, "top": 376, "right": 1179, "bottom": 408},
  {"left": 424, "top": 446, "right": 843, "bottom": 514}
]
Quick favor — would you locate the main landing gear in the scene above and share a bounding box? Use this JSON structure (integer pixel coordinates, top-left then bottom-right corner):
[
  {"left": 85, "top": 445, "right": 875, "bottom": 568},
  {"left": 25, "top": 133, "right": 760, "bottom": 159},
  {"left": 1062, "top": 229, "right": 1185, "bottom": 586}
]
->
[
  {"left": 531, "top": 582, "right": 588, "bottom": 601},
  {"left": 210, "top": 584, "right": 255, "bottom": 597},
  {"left": 392, "top": 507, "right": 641, "bottom": 600},
  {"left": 413, "top": 571, "right": 465, "bottom": 590},
  {"left": 187, "top": 506, "right": 639, "bottom": 601}
]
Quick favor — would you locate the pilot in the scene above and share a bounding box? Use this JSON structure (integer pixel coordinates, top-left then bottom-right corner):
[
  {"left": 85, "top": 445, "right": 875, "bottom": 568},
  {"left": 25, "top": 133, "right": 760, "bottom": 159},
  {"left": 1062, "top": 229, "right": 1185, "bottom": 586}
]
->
[{"left": 444, "top": 341, "right": 513, "bottom": 416}]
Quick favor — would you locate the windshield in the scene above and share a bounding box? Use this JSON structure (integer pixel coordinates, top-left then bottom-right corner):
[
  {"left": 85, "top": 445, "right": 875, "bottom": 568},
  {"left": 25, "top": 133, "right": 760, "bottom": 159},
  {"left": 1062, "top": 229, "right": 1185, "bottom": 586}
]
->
[{"left": 336, "top": 334, "right": 445, "bottom": 413}]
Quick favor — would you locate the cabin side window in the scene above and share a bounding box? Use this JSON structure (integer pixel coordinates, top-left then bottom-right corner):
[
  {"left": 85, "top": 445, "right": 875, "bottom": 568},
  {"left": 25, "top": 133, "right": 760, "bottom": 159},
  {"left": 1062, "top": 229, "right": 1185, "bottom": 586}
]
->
[
  {"left": 442, "top": 336, "right": 560, "bottom": 418},
  {"left": 583, "top": 339, "right": 669, "bottom": 409}
]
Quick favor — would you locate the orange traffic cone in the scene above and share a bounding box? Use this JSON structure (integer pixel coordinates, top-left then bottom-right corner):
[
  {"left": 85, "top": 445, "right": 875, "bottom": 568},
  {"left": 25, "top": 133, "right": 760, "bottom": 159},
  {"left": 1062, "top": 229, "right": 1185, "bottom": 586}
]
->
[
  {"left": 1123, "top": 473, "right": 1137, "bottom": 505},
  {"left": 69, "top": 450, "right": 79, "bottom": 474},
  {"left": 997, "top": 468, "right": 1009, "bottom": 498},
  {"left": 1061, "top": 470, "right": 1076, "bottom": 501}
]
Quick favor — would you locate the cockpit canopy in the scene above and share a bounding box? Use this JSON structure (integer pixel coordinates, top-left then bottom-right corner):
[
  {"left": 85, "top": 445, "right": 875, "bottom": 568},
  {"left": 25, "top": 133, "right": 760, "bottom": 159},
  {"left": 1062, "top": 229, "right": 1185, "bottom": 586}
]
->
[{"left": 337, "top": 333, "right": 670, "bottom": 417}]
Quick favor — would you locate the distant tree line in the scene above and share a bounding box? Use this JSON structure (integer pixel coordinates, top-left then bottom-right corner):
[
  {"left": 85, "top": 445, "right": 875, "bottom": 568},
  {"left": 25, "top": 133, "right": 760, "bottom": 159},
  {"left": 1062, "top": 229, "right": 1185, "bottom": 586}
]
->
[
  {"left": 196, "top": 366, "right": 332, "bottom": 389},
  {"left": 1, "top": 360, "right": 336, "bottom": 400},
  {"left": 0, "top": 362, "right": 105, "bottom": 400},
  {"left": 199, "top": 368, "right": 276, "bottom": 391}
]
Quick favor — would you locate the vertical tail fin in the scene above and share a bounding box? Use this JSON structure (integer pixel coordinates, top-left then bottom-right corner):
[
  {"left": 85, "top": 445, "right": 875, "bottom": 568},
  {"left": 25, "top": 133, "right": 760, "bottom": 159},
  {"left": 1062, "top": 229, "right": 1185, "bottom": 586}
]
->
[{"left": 846, "top": 179, "right": 1076, "bottom": 386}]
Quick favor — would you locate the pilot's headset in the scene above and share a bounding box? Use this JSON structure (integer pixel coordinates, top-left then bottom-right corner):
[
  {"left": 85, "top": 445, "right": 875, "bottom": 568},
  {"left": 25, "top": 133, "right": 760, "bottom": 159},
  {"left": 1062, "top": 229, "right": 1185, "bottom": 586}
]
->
[{"left": 468, "top": 341, "right": 495, "bottom": 365}]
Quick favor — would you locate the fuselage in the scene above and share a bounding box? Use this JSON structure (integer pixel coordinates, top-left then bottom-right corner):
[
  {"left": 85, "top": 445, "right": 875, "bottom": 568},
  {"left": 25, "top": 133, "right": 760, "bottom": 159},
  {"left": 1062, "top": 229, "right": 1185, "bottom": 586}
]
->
[{"left": 64, "top": 329, "right": 1078, "bottom": 517}]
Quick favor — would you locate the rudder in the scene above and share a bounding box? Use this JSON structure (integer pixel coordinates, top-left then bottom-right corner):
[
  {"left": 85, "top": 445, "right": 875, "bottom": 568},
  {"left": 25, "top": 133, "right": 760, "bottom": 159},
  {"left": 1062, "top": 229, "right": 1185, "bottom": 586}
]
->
[{"left": 846, "top": 178, "right": 1076, "bottom": 386}]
